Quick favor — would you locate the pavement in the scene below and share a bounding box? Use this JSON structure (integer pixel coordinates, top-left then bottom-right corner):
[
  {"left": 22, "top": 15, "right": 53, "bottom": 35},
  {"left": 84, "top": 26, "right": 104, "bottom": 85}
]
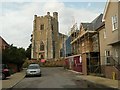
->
[
  {"left": 68, "top": 70, "right": 120, "bottom": 89},
  {"left": 1, "top": 70, "right": 26, "bottom": 89},
  {"left": 0, "top": 68, "right": 120, "bottom": 89}
]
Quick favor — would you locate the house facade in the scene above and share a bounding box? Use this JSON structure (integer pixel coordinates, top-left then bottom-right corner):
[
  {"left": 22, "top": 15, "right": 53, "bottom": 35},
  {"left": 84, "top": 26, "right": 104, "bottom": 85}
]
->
[
  {"left": 0, "top": 36, "right": 9, "bottom": 64},
  {"left": 78, "top": 16, "right": 104, "bottom": 75},
  {"left": 100, "top": 0, "right": 120, "bottom": 79}
]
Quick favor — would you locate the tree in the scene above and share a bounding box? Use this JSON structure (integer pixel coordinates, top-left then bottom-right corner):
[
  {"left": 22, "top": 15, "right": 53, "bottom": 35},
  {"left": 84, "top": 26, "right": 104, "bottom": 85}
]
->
[
  {"left": 25, "top": 44, "right": 31, "bottom": 60},
  {"left": 2, "top": 45, "right": 26, "bottom": 71}
]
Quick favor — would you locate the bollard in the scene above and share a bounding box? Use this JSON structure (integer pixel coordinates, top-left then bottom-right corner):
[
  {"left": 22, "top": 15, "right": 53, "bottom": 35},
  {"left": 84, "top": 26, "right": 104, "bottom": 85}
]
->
[{"left": 112, "top": 72, "right": 115, "bottom": 80}]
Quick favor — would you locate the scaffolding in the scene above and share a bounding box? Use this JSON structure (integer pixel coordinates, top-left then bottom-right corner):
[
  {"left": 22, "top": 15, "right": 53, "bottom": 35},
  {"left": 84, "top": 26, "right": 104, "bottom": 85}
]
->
[
  {"left": 83, "top": 31, "right": 101, "bottom": 74},
  {"left": 70, "top": 23, "right": 79, "bottom": 55},
  {"left": 70, "top": 22, "right": 101, "bottom": 75}
]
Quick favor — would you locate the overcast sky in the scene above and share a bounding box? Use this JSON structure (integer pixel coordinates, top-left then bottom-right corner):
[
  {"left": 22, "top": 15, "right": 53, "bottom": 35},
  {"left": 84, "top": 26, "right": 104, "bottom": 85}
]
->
[{"left": 0, "top": 0, "right": 106, "bottom": 49}]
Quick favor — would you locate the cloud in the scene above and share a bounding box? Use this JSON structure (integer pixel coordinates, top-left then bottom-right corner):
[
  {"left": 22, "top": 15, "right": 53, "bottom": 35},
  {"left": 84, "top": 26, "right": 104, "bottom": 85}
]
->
[
  {"left": 1, "top": 2, "right": 44, "bottom": 49},
  {"left": 1, "top": 1, "right": 103, "bottom": 49},
  {"left": 87, "top": 2, "right": 91, "bottom": 7}
]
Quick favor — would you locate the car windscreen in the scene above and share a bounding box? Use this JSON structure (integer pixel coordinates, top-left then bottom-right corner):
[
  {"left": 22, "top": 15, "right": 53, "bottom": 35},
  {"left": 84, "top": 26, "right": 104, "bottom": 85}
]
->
[{"left": 28, "top": 66, "right": 40, "bottom": 69}]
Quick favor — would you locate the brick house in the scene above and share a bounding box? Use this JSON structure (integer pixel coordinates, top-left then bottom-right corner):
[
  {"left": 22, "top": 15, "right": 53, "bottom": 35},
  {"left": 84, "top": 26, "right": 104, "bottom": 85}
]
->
[
  {"left": 100, "top": 0, "right": 120, "bottom": 80},
  {"left": 0, "top": 36, "right": 9, "bottom": 50}
]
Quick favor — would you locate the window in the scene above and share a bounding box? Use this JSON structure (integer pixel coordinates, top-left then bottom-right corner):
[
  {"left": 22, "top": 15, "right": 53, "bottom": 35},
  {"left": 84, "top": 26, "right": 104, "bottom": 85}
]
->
[
  {"left": 51, "top": 25, "right": 53, "bottom": 31},
  {"left": 105, "top": 50, "right": 110, "bottom": 64},
  {"left": 40, "top": 42, "right": 44, "bottom": 51},
  {"left": 40, "top": 24, "right": 44, "bottom": 30},
  {"left": 112, "top": 15, "right": 118, "bottom": 31}
]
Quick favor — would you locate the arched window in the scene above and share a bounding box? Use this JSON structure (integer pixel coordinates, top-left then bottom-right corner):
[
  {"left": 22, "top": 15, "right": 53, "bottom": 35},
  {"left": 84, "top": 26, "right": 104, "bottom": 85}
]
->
[{"left": 40, "top": 41, "right": 44, "bottom": 51}]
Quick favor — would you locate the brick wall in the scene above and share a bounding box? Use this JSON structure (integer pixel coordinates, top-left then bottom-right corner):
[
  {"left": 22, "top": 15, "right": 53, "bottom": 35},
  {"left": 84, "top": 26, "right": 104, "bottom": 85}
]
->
[{"left": 104, "top": 65, "right": 120, "bottom": 80}]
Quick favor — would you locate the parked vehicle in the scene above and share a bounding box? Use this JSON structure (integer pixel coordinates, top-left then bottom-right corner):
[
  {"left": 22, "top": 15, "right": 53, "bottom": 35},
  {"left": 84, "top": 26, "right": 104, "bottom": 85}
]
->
[
  {"left": 26, "top": 64, "right": 41, "bottom": 77},
  {"left": 0, "top": 64, "right": 10, "bottom": 80}
]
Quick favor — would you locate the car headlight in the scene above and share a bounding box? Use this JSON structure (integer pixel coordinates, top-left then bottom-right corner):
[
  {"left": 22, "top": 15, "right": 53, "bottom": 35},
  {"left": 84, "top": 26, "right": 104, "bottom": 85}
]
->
[{"left": 37, "top": 70, "right": 41, "bottom": 73}]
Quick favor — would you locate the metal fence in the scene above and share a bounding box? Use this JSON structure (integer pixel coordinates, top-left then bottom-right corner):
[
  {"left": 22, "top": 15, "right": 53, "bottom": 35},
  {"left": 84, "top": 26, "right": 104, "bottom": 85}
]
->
[{"left": 87, "top": 56, "right": 120, "bottom": 75}]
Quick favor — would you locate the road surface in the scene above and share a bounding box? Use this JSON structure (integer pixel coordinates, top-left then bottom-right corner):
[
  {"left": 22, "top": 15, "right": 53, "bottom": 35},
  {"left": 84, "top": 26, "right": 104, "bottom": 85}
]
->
[{"left": 12, "top": 67, "right": 110, "bottom": 89}]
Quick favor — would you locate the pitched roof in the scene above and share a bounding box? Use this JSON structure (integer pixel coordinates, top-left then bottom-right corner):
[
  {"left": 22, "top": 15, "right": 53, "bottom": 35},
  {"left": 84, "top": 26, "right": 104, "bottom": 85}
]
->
[
  {"left": 91, "top": 14, "right": 104, "bottom": 31},
  {"left": 102, "top": 0, "right": 120, "bottom": 21},
  {"left": 81, "top": 14, "right": 104, "bottom": 31},
  {"left": 81, "top": 23, "right": 93, "bottom": 31},
  {"left": 102, "top": 0, "right": 110, "bottom": 21},
  {"left": 0, "top": 36, "right": 9, "bottom": 46}
]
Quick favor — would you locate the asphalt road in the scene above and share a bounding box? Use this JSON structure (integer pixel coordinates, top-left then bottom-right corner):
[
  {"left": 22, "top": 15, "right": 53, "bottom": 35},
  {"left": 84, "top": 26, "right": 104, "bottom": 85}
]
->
[
  {"left": 12, "top": 67, "right": 91, "bottom": 88},
  {"left": 12, "top": 67, "right": 112, "bottom": 89}
]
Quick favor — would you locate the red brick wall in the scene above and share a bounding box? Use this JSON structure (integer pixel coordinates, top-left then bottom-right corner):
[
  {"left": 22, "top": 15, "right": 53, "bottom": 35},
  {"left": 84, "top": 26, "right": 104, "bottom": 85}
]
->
[{"left": 104, "top": 66, "right": 120, "bottom": 80}]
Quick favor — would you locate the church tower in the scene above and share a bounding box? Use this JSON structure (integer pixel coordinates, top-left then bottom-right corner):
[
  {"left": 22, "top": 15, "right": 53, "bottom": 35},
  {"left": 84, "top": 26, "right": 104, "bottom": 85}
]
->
[{"left": 31, "top": 12, "right": 59, "bottom": 60}]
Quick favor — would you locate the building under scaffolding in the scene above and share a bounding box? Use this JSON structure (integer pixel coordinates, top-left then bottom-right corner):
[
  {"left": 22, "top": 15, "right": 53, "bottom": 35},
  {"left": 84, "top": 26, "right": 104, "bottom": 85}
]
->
[{"left": 70, "top": 14, "right": 104, "bottom": 75}]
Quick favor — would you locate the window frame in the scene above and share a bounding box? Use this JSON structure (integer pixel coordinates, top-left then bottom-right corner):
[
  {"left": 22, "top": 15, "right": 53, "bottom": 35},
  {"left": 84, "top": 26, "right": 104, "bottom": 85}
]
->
[
  {"left": 105, "top": 50, "right": 110, "bottom": 65},
  {"left": 112, "top": 15, "right": 118, "bottom": 31}
]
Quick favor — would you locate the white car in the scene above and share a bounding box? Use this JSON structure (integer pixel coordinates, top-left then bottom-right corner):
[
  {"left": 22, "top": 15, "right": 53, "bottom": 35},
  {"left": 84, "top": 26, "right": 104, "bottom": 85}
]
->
[{"left": 26, "top": 64, "right": 41, "bottom": 77}]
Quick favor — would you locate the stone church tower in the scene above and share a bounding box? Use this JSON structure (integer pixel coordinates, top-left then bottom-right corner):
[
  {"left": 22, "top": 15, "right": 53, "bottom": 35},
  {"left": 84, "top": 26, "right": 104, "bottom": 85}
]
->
[{"left": 31, "top": 12, "right": 60, "bottom": 60}]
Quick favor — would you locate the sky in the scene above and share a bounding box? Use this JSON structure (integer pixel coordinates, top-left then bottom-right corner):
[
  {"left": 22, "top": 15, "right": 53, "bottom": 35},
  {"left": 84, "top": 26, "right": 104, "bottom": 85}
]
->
[{"left": 0, "top": 0, "right": 107, "bottom": 49}]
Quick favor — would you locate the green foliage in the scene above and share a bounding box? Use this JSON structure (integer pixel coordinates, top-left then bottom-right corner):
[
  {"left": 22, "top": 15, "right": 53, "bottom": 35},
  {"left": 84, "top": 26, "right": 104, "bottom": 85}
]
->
[
  {"left": 22, "top": 59, "right": 30, "bottom": 68},
  {"left": 25, "top": 44, "right": 31, "bottom": 60},
  {"left": 2, "top": 45, "right": 26, "bottom": 67}
]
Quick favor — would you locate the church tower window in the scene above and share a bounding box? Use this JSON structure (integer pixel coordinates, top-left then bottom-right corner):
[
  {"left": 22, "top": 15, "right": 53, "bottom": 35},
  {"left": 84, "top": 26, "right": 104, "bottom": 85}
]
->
[
  {"left": 40, "top": 24, "right": 44, "bottom": 30},
  {"left": 40, "top": 41, "right": 44, "bottom": 51}
]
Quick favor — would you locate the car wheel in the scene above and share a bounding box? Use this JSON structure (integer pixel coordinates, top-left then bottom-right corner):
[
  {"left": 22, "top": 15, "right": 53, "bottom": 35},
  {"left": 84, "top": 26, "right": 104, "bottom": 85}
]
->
[
  {"left": 38, "top": 73, "right": 41, "bottom": 77},
  {"left": 2, "top": 73, "right": 5, "bottom": 80},
  {"left": 25, "top": 75, "right": 28, "bottom": 77}
]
